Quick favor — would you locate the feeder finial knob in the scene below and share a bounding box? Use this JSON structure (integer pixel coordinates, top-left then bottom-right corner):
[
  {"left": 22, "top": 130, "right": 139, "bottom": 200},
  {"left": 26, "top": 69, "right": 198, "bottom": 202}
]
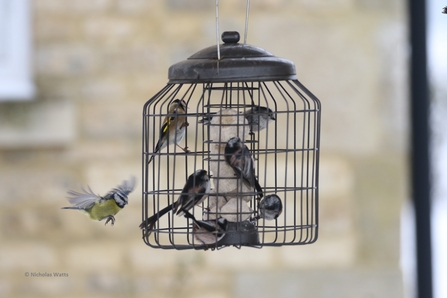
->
[{"left": 222, "top": 31, "right": 240, "bottom": 44}]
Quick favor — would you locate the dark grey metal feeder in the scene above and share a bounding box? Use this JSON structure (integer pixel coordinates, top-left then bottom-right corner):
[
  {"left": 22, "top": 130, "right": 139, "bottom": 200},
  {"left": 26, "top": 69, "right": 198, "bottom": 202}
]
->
[{"left": 142, "top": 31, "right": 321, "bottom": 250}]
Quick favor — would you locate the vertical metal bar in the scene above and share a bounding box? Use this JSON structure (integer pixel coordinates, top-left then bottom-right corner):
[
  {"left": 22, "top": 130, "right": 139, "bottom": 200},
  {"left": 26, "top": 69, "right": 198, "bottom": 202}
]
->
[
  {"left": 244, "top": 0, "right": 251, "bottom": 44},
  {"left": 409, "top": 0, "right": 433, "bottom": 297}
]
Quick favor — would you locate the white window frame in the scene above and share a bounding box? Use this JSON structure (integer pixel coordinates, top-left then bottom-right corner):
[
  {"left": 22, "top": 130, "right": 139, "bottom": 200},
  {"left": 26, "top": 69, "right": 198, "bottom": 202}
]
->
[{"left": 0, "top": 0, "right": 35, "bottom": 101}]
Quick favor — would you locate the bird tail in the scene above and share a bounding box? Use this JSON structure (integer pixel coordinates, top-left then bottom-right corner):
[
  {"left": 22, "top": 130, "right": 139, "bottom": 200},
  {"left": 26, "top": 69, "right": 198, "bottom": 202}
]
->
[
  {"left": 147, "top": 144, "right": 161, "bottom": 165},
  {"left": 61, "top": 206, "right": 83, "bottom": 210},
  {"left": 184, "top": 211, "right": 219, "bottom": 234},
  {"left": 139, "top": 203, "right": 175, "bottom": 236},
  {"left": 254, "top": 180, "right": 264, "bottom": 199}
]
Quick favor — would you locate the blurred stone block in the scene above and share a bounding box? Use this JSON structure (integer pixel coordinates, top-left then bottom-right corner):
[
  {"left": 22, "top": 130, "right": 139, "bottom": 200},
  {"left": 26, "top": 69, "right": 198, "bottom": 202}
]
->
[
  {"left": 167, "top": 0, "right": 214, "bottom": 11},
  {"left": 235, "top": 268, "right": 403, "bottom": 298},
  {"left": 279, "top": 236, "right": 357, "bottom": 268},
  {"left": 116, "top": 0, "right": 158, "bottom": 14},
  {"left": 80, "top": 101, "right": 141, "bottom": 139},
  {"left": 0, "top": 99, "right": 75, "bottom": 148},
  {"left": 319, "top": 155, "right": 355, "bottom": 198},
  {"left": 36, "top": 44, "right": 99, "bottom": 76},
  {"left": 64, "top": 242, "right": 124, "bottom": 272},
  {"left": 0, "top": 242, "right": 57, "bottom": 272},
  {"left": 83, "top": 17, "right": 137, "bottom": 44},
  {"left": 204, "top": 247, "right": 275, "bottom": 269},
  {"left": 35, "top": 0, "right": 113, "bottom": 14}
]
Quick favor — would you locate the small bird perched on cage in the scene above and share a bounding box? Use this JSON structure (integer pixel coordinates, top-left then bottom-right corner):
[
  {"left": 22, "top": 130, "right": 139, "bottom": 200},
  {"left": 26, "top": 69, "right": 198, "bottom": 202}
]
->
[
  {"left": 244, "top": 106, "right": 276, "bottom": 133},
  {"left": 183, "top": 212, "right": 228, "bottom": 248},
  {"left": 139, "top": 169, "right": 211, "bottom": 236},
  {"left": 62, "top": 177, "right": 136, "bottom": 226},
  {"left": 258, "top": 194, "right": 283, "bottom": 220},
  {"left": 148, "top": 99, "right": 189, "bottom": 164},
  {"left": 192, "top": 219, "right": 228, "bottom": 249},
  {"left": 199, "top": 105, "right": 275, "bottom": 134},
  {"left": 225, "top": 137, "right": 263, "bottom": 199}
]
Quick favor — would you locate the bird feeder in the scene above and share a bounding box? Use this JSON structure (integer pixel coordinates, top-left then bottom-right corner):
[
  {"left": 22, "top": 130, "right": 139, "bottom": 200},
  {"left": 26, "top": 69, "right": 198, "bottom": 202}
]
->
[{"left": 142, "top": 31, "right": 321, "bottom": 250}]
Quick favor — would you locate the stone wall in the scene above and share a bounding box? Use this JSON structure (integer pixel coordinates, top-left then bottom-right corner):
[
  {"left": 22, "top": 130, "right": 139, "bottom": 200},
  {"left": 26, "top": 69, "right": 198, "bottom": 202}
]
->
[{"left": 0, "top": 0, "right": 408, "bottom": 297}]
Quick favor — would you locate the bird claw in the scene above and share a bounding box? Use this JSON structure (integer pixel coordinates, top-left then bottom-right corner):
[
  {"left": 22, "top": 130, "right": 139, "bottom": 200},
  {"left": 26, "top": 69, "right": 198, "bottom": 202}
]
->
[
  {"left": 176, "top": 144, "right": 190, "bottom": 153},
  {"left": 104, "top": 216, "right": 115, "bottom": 226}
]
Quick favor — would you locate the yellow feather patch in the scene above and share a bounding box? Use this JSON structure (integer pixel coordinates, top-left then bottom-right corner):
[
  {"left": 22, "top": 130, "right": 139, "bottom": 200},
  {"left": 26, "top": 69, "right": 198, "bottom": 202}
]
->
[
  {"left": 162, "top": 117, "right": 173, "bottom": 133},
  {"left": 88, "top": 200, "right": 122, "bottom": 221}
]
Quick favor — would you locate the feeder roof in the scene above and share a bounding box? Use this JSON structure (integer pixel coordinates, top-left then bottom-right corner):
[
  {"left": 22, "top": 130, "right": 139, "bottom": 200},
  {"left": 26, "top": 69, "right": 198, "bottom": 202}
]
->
[{"left": 168, "top": 31, "right": 297, "bottom": 83}]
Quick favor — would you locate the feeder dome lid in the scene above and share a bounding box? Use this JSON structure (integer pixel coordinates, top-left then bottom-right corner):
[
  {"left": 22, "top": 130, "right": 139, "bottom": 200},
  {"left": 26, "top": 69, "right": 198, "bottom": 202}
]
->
[{"left": 168, "top": 31, "right": 297, "bottom": 83}]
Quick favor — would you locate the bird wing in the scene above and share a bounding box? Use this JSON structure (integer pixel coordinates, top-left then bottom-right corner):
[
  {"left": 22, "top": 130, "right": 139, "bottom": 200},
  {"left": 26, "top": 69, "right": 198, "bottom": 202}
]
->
[
  {"left": 65, "top": 185, "right": 100, "bottom": 210},
  {"left": 107, "top": 176, "right": 136, "bottom": 197},
  {"left": 228, "top": 145, "right": 255, "bottom": 187},
  {"left": 175, "top": 183, "right": 208, "bottom": 215},
  {"left": 153, "top": 116, "right": 175, "bottom": 153},
  {"left": 241, "top": 146, "right": 263, "bottom": 196},
  {"left": 161, "top": 116, "right": 173, "bottom": 134},
  {"left": 242, "top": 145, "right": 255, "bottom": 182},
  {"left": 227, "top": 147, "right": 243, "bottom": 174}
]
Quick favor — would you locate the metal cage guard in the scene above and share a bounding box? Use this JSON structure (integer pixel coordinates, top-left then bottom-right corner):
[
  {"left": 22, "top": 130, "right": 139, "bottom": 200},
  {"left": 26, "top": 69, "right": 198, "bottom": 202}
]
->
[{"left": 142, "top": 79, "right": 320, "bottom": 250}]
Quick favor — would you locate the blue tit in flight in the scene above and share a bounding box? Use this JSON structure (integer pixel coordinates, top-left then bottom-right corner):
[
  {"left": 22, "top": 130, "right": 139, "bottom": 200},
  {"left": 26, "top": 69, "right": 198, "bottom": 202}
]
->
[{"left": 62, "top": 177, "right": 136, "bottom": 226}]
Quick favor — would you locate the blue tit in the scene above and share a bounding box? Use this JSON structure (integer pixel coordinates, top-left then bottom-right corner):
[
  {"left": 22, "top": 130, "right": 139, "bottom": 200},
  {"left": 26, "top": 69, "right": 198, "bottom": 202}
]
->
[
  {"left": 184, "top": 212, "right": 228, "bottom": 249},
  {"left": 224, "top": 137, "right": 263, "bottom": 198},
  {"left": 148, "top": 99, "right": 189, "bottom": 164},
  {"left": 244, "top": 106, "right": 275, "bottom": 134},
  {"left": 62, "top": 177, "right": 136, "bottom": 226},
  {"left": 258, "top": 194, "right": 283, "bottom": 220},
  {"left": 139, "top": 169, "right": 211, "bottom": 236}
]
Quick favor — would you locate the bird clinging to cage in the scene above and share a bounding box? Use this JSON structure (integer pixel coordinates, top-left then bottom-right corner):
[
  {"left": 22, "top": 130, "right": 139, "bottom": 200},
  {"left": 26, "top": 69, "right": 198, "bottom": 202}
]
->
[
  {"left": 192, "top": 218, "right": 228, "bottom": 247},
  {"left": 225, "top": 137, "right": 263, "bottom": 199},
  {"left": 139, "top": 169, "right": 211, "bottom": 236},
  {"left": 183, "top": 212, "right": 228, "bottom": 249},
  {"left": 258, "top": 194, "right": 283, "bottom": 220},
  {"left": 148, "top": 99, "right": 189, "bottom": 164},
  {"left": 244, "top": 106, "right": 276, "bottom": 134},
  {"left": 62, "top": 177, "right": 136, "bottom": 226}
]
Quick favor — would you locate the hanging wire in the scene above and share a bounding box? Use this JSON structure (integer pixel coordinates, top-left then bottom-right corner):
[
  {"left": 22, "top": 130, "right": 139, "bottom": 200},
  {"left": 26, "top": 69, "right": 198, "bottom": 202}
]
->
[
  {"left": 215, "top": 0, "right": 221, "bottom": 60},
  {"left": 244, "top": 0, "right": 251, "bottom": 44}
]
